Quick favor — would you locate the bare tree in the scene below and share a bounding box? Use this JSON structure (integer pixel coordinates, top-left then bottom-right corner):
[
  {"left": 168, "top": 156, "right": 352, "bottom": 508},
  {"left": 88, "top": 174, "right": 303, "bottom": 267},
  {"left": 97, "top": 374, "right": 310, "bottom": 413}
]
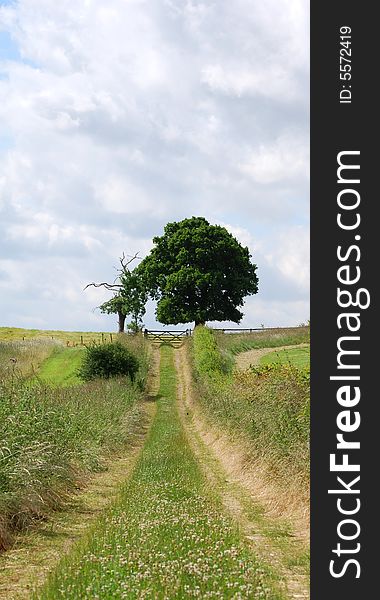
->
[{"left": 84, "top": 253, "right": 145, "bottom": 333}]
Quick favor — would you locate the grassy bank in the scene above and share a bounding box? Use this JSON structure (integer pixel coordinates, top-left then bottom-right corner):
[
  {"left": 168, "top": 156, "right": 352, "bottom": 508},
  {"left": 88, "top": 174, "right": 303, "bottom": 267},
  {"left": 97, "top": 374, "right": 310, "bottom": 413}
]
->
[
  {"left": 0, "top": 335, "right": 149, "bottom": 551},
  {"left": 192, "top": 327, "right": 310, "bottom": 501},
  {"left": 36, "top": 346, "right": 284, "bottom": 600}
]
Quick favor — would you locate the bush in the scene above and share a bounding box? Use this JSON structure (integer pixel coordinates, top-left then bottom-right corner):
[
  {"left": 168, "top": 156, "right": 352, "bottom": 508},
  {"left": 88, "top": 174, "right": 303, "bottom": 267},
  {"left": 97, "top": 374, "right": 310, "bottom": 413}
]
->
[{"left": 78, "top": 342, "right": 139, "bottom": 381}]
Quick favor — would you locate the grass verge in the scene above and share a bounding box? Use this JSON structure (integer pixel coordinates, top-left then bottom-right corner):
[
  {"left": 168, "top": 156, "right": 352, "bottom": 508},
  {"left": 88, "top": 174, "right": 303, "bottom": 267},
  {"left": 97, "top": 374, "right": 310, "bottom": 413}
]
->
[
  {"left": 36, "top": 346, "right": 285, "bottom": 599},
  {"left": 191, "top": 327, "right": 310, "bottom": 518},
  {"left": 0, "top": 335, "right": 149, "bottom": 551}
]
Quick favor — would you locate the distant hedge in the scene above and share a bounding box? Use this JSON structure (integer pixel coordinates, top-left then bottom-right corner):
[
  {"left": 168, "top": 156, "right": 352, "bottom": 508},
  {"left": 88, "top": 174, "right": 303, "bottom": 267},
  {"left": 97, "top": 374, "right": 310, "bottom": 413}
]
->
[{"left": 78, "top": 342, "right": 139, "bottom": 381}]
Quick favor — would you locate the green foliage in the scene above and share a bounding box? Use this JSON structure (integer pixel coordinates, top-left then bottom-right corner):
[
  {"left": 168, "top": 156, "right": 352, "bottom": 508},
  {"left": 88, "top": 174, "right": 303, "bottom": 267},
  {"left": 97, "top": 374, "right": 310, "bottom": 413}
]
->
[
  {"left": 78, "top": 342, "right": 139, "bottom": 382},
  {"left": 193, "top": 326, "right": 232, "bottom": 375},
  {"left": 137, "top": 216, "right": 258, "bottom": 325}
]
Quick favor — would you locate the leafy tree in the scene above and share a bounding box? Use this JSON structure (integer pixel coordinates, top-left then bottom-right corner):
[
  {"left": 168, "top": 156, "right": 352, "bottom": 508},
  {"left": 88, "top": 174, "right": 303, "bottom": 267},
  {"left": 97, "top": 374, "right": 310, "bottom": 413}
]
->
[
  {"left": 85, "top": 253, "right": 147, "bottom": 333},
  {"left": 137, "top": 217, "right": 258, "bottom": 326}
]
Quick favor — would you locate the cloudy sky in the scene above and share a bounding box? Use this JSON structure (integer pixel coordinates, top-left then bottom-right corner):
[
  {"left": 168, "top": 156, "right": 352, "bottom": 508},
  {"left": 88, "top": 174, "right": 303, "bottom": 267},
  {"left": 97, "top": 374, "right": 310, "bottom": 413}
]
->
[{"left": 0, "top": 0, "right": 309, "bottom": 332}]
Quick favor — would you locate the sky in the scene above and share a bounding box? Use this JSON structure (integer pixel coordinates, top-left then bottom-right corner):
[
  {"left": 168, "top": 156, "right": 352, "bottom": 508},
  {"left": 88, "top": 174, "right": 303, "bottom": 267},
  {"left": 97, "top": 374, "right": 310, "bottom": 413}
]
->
[{"left": 0, "top": 0, "right": 309, "bottom": 332}]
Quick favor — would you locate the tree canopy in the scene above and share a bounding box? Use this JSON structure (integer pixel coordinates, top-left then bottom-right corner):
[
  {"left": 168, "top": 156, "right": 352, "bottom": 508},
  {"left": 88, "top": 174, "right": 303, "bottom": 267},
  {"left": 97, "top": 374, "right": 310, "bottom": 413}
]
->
[{"left": 137, "top": 216, "right": 258, "bottom": 326}]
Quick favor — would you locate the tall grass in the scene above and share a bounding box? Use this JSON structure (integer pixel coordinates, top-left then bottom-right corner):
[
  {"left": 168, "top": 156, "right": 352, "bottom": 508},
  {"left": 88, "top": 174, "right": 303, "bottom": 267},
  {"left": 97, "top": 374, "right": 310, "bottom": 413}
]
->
[
  {"left": 191, "top": 327, "right": 310, "bottom": 496},
  {"left": 0, "top": 339, "right": 59, "bottom": 379},
  {"left": 116, "top": 332, "right": 150, "bottom": 390},
  {"left": 192, "top": 325, "right": 232, "bottom": 375},
  {"left": 0, "top": 334, "right": 149, "bottom": 551}
]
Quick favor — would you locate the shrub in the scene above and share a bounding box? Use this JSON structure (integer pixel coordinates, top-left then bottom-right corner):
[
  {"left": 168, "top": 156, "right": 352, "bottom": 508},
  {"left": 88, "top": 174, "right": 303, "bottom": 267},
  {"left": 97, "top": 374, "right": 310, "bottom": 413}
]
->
[{"left": 78, "top": 342, "right": 139, "bottom": 381}]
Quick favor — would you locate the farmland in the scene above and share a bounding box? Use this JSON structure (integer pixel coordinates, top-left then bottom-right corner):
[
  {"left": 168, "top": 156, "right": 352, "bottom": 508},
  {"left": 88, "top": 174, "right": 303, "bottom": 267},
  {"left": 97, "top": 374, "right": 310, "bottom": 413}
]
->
[{"left": 0, "top": 326, "right": 309, "bottom": 599}]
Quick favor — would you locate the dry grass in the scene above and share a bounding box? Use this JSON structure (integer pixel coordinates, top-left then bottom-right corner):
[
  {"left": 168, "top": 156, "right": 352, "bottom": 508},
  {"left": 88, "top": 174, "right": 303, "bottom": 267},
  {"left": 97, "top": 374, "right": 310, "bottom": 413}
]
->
[
  {"left": 0, "top": 339, "right": 59, "bottom": 379},
  {"left": 217, "top": 327, "right": 310, "bottom": 357},
  {"left": 0, "top": 327, "right": 114, "bottom": 347}
]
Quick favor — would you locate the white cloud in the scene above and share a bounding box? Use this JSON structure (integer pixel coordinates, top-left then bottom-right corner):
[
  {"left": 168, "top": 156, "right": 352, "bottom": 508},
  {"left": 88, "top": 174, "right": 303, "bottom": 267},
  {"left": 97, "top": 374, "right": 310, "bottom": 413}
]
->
[
  {"left": 95, "top": 177, "right": 159, "bottom": 216},
  {"left": 263, "top": 226, "right": 310, "bottom": 293},
  {"left": 0, "top": 0, "right": 309, "bottom": 330},
  {"left": 240, "top": 135, "right": 309, "bottom": 184}
]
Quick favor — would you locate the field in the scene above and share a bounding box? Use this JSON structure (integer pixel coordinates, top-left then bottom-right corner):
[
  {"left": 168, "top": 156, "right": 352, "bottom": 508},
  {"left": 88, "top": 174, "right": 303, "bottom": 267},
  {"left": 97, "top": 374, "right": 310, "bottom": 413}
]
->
[
  {"left": 0, "top": 326, "right": 309, "bottom": 599},
  {"left": 0, "top": 327, "right": 114, "bottom": 346},
  {"left": 260, "top": 346, "right": 310, "bottom": 369}
]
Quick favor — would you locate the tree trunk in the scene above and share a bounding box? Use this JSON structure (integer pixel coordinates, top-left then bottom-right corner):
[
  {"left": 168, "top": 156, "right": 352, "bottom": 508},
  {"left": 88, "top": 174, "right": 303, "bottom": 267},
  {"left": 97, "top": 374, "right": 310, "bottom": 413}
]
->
[
  {"left": 118, "top": 311, "right": 126, "bottom": 333},
  {"left": 194, "top": 320, "right": 206, "bottom": 327}
]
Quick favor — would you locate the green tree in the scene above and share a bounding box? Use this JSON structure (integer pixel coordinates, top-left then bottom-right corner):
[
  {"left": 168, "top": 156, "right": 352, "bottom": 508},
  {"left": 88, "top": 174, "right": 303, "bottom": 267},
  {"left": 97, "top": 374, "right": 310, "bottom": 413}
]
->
[
  {"left": 85, "top": 253, "right": 147, "bottom": 333},
  {"left": 137, "top": 217, "right": 258, "bottom": 326}
]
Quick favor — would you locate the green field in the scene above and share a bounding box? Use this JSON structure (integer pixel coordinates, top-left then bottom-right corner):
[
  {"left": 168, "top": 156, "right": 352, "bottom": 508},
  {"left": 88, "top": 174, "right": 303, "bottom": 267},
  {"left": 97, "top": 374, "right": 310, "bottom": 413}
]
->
[{"left": 260, "top": 345, "right": 310, "bottom": 369}]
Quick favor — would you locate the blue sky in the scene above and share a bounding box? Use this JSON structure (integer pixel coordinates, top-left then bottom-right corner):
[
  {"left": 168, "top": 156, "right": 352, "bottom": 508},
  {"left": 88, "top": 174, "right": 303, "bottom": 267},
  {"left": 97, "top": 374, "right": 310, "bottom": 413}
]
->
[{"left": 0, "top": 0, "right": 309, "bottom": 332}]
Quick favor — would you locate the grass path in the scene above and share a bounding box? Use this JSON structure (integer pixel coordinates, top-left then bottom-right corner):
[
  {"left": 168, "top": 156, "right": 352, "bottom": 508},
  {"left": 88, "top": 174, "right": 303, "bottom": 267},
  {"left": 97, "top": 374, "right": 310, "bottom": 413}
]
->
[
  {"left": 35, "top": 347, "right": 84, "bottom": 386},
  {"left": 35, "top": 346, "right": 286, "bottom": 599},
  {"left": 260, "top": 347, "right": 310, "bottom": 369}
]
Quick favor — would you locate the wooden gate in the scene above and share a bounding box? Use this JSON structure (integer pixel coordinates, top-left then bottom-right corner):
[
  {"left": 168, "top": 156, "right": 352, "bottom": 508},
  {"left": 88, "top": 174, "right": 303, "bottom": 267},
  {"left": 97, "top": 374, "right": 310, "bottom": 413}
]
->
[{"left": 144, "top": 329, "right": 191, "bottom": 348}]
